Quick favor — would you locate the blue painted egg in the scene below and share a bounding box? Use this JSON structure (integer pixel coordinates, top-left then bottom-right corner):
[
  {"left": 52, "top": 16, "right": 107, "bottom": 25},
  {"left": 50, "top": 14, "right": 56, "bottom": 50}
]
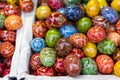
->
[
  {"left": 102, "top": 7, "right": 119, "bottom": 23},
  {"left": 65, "top": 5, "right": 82, "bottom": 21},
  {"left": 57, "top": 8, "right": 65, "bottom": 15},
  {"left": 31, "top": 38, "right": 46, "bottom": 53},
  {"left": 60, "top": 25, "right": 78, "bottom": 38}
]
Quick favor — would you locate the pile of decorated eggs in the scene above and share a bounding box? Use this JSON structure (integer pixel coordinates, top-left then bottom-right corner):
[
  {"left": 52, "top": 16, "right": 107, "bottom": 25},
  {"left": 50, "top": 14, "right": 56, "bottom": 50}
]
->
[
  {"left": 29, "top": 0, "right": 120, "bottom": 77},
  {"left": 0, "top": 0, "right": 24, "bottom": 77}
]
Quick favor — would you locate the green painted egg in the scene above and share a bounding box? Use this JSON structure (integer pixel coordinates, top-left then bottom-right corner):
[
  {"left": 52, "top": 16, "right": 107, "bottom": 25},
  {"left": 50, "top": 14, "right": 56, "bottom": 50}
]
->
[
  {"left": 81, "top": 57, "right": 98, "bottom": 75},
  {"left": 40, "top": 47, "right": 56, "bottom": 67},
  {"left": 45, "top": 29, "right": 61, "bottom": 48},
  {"left": 97, "top": 39, "right": 116, "bottom": 55},
  {"left": 77, "top": 17, "right": 92, "bottom": 33},
  {"left": 0, "top": 14, "right": 5, "bottom": 28}
]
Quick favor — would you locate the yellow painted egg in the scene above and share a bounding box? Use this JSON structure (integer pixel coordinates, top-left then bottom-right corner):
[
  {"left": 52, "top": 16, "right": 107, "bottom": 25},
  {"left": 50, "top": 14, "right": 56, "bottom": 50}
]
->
[
  {"left": 111, "top": 0, "right": 120, "bottom": 12},
  {"left": 86, "top": 0, "right": 100, "bottom": 18},
  {"left": 114, "top": 60, "right": 120, "bottom": 77},
  {"left": 83, "top": 41, "right": 97, "bottom": 58},
  {"left": 98, "top": 0, "right": 108, "bottom": 9},
  {"left": 36, "top": 6, "right": 51, "bottom": 20},
  {"left": 7, "top": 0, "right": 18, "bottom": 4}
]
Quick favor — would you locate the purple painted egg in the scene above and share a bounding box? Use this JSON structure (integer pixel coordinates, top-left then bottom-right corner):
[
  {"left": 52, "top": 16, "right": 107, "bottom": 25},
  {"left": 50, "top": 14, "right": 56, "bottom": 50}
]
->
[{"left": 101, "top": 7, "right": 119, "bottom": 23}]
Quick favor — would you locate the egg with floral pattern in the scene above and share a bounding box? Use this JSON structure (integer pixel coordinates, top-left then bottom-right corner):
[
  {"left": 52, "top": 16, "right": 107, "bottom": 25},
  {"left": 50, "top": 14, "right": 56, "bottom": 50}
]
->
[
  {"left": 40, "top": 47, "right": 56, "bottom": 67},
  {"left": 65, "top": 5, "right": 82, "bottom": 21}
]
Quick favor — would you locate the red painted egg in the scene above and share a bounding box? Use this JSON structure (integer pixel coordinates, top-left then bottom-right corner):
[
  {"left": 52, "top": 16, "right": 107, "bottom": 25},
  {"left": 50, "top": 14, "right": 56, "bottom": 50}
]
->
[
  {"left": 48, "top": 0, "right": 64, "bottom": 11},
  {"left": 4, "top": 4, "right": 21, "bottom": 16},
  {"left": 29, "top": 54, "right": 42, "bottom": 71},
  {"left": 0, "top": 42, "right": 15, "bottom": 58},
  {"left": 46, "top": 12, "right": 67, "bottom": 28},
  {"left": 36, "top": 66, "right": 55, "bottom": 76},
  {"left": 70, "top": 48, "right": 85, "bottom": 59},
  {"left": 64, "top": 54, "right": 82, "bottom": 76},
  {"left": 70, "top": 33, "right": 88, "bottom": 48},
  {"left": 87, "top": 25, "right": 106, "bottom": 43},
  {"left": 32, "top": 21, "right": 47, "bottom": 38},
  {"left": 3, "top": 58, "right": 12, "bottom": 68},
  {"left": 2, "top": 69, "right": 10, "bottom": 77},
  {"left": 115, "top": 20, "right": 120, "bottom": 35},
  {"left": 0, "top": 1, "right": 7, "bottom": 9},
  {"left": 19, "top": 0, "right": 34, "bottom": 12},
  {"left": 107, "top": 32, "right": 120, "bottom": 46},
  {"left": 96, "top": 55, "right": 114, "bottom": 74},
  {"left": 54, "top": 58, "right": 65, "bottom": 73},
  {"left": 1, "top": 30, "right": 16, "bottom": 43},
  {"left": 0, "top": 63, "right": 3, "bottom": 77}
]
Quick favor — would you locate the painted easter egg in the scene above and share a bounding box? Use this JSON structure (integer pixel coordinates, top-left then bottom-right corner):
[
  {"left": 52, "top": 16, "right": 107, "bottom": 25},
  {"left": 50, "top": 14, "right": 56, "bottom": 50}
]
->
[
  {"left": 77, "top": 17, "right": 92, "bottom": 33},
  {"left": 86, "top": 0, "right": 100, "bottom": 18},
  {"left": 0, "top": 63, "right": 3, "bottom": 76},
  {"left": 0, "top": 14, "right": 5, "bottom": 29},
  {"left": 63, "top": 0, "right": 80, "bottom": 6},
  {"left": 70, "top": 33, "right": 88, "bottom": 48},
  {"left": 36, "top": 6, "right": 51, "bottom": 20},
  {"left": 81, "top": 57, "right": 98, "bottom": 75},
  {"left": 57, "top": 8, "right": 65, "bottom": 15},
  {"left": 3, "top": 58, "right": 12, "bottom": 68},
  {"left": 7, "top": 0, "right": 18, "bottom": 4},
  {"left": 83, "top": 41, "right": 97, "bottom": 58},
  {"left": 48, "top": 0, "right": 64, "bottom": 11},
  {"left": 3, "top": 69, "right": 10, "bottom": 77},
  {"left": 4, "top": 15, "right": 22, "bottom": 30},
  {"left": 65, "top": 5, "right": 82, "bottom": 21},
  {"left": 70, "top": 48, "right": 85, "bottom": 59},
  {"left": 37, "top": 66, "right": 55, "bottom": 76},
  {"left": 97, "top": 39, "right": 116, "bottom": 55},
  {"left": 0, "top": 42, "right": 15, "bottom": 58},
  {"left": 32, "top": 21, "right": 47, "bottom": 38},
  {"left": 19, "top": 0, "right": 34, "bottom": 12},
  {"left": 60, "top": 25, "right": 78, "bottom": 38},
  {"left": 1, "top": 30, "right": 16, "bottom": 43},
  {"left": 114, "top": 60, "right": 120, "bottom": 77},
  {"left": 107, "top": 32, "right": 120, "bottom": 47},
  {"left": 0, "top": 1, "right": 7, "bottom": 9},
  {"left": 92, "top": 15, "right": 109, "bottom": 28},
  {"left": 4, "top": 4, "right": 21, "bottom": 16},
  {"left": 111, "top": 0, "right": 120, "bottom": 12},
  {"left": 40, "top": 47, "right": 56, "bottom": 67},
  {"left": 115, "top": 20, "right": 120, "bottom": 35},
  {"left": 102, "top": 7, "right": 119, "bottom": 23},
  {"left": 87, "top": 25, "right": 106, "bottom": 43},
  {"left": 64, "top": 54, "right": 82, "bottom": 76},
  {"left": 96, "top": 55, "right": 114, "bottom": 74},
  {"left": 31, "top": 38, "right": 46, "bottom": 53},
  {"left": 55, "top": 38, "right": 73, "bottom": 57},
  {"left": 29, "top": 54, "right": 42, "bottom": 71},
  {"left": 45, "top": 29, "right": 61, "bottom": 48},
  {"left": 98, "top": 0, "right": 108, "bottom": 9},
  {"left": 54, "top": 58, "right": 65, "bottom": 73},
  {"left": 0, "top": 9, "right": 5, "bottom": 16},
  {"left": 113, "top": 48, "right": 120, "bottom": 61},
  {"left": 46, "top": 12, "right": 67, "bottom": 28}
]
